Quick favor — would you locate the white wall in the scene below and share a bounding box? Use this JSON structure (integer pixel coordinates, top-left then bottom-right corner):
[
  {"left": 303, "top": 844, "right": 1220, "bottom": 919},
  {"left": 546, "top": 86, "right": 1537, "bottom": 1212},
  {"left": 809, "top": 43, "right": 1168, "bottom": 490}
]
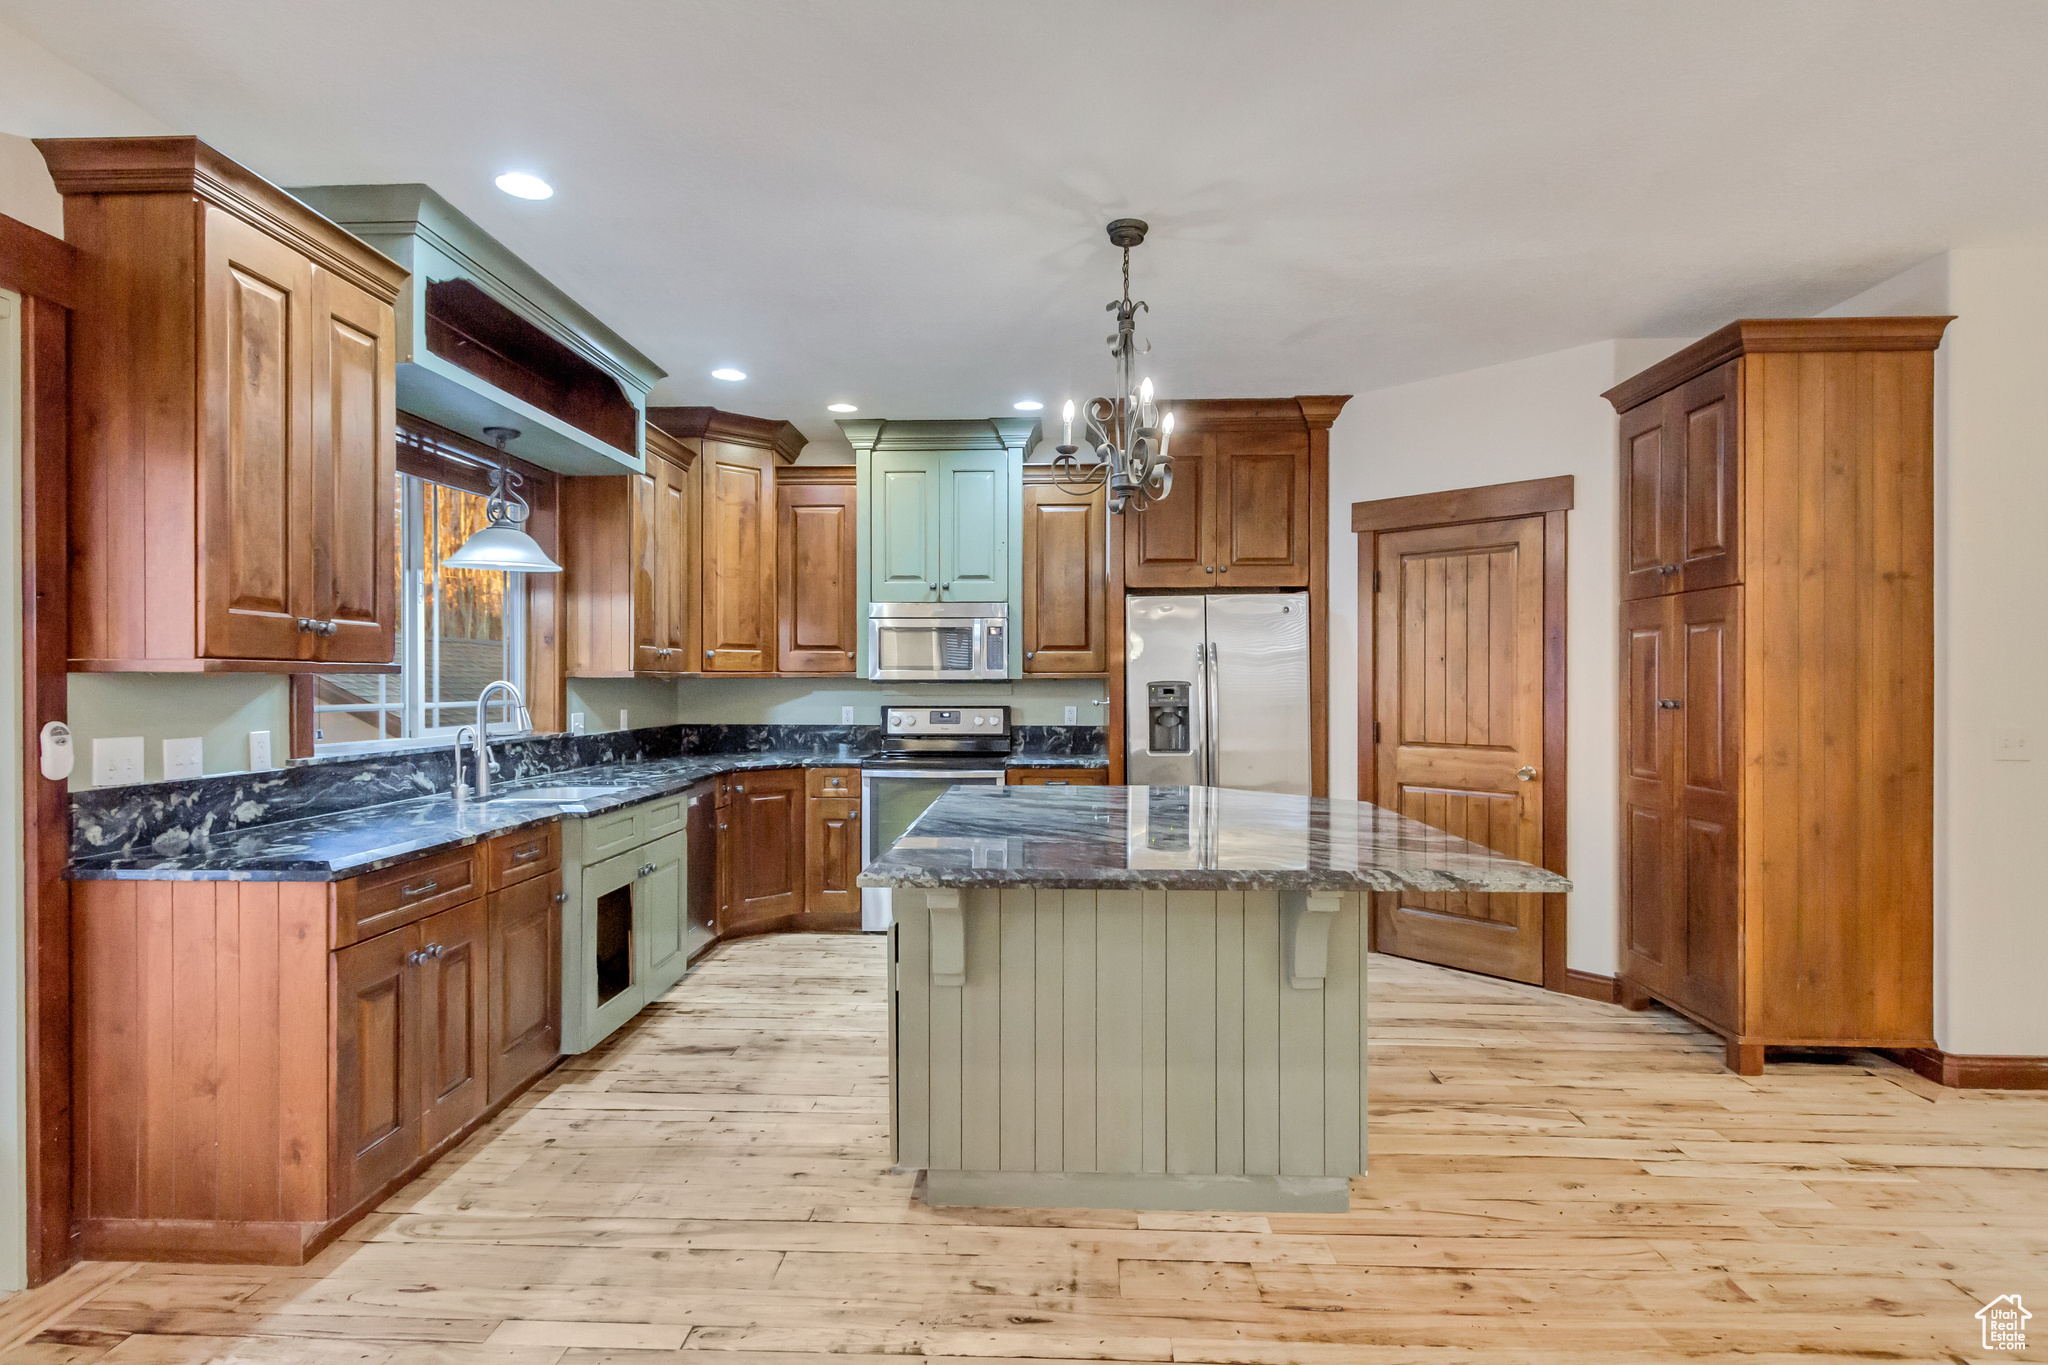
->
[
  {"left": 1824, "top": 248, "right": 2048, "bottom": 1057},
  {"left": 1326, "top": 338, "right": 1691, "bottom": 976}
]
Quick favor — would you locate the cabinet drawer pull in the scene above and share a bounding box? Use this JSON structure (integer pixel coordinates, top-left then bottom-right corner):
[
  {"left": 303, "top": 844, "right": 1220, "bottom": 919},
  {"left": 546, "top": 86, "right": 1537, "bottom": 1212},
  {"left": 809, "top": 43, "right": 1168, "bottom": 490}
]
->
[
  {"left": 1045, "top": 780, "right": 1069, "bottom": 785},
  {"left": 511, "top": 845, "right": 544, "bottom": 863},
  {"left": 401, "top": 878, "right": 439, "bottom": 898},
  {"left": 427, "top": 942, "right": 444, "bottom": 959},
  {"left": 850, "top": 808, "right": 859, "bottom": 818},
  {"left": 1658, "top": 698, "right": 1682, "bottom": 710}
]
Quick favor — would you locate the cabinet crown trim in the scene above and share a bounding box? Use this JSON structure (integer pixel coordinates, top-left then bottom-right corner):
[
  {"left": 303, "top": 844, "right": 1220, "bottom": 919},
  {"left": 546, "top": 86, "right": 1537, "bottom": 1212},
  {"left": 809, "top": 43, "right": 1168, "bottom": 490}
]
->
[
  {"left": 36, "top": 136, "right": 408, "bottom": 304},
  {"left": 651, "top": 406, "right": 807, "bottom": 462},
  {"left": 1602, "top": 316, "right": 1955, "bottom": 413}
]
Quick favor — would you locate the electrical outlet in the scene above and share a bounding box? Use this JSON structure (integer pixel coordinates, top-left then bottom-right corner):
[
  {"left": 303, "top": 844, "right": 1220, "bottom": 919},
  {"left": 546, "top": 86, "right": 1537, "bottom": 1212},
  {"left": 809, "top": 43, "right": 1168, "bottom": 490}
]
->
[
  {"left": 570, "top": 712, "right": 586, "bottom": 735},
  {"left": 618, "top": 709, "right": 629, "bottom": 732},
  {"left": 248, "top": 730, "right": 272, "bottom": 771},
  {"left": 1064, "top": 705, "right": 1079, "bottom": 725},
  {"left": 842, "top": 706, "right": 855, "bottom": 725},
  {"left": 92, "top": 736, "right": 144, "bottom": 788},
  {"left": 163, "top": 736, "right": 204, "bottom": 780},
  {"left": 1994, "top": 728, "right": 2034, "bottom": 761}
]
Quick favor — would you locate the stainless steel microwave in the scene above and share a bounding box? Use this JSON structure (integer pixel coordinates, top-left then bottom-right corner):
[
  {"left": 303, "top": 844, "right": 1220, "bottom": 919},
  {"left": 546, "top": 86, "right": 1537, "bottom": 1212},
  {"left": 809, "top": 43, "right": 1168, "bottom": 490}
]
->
[{"left": 867, "top": 601, "right": 1008, "bottom": 681}]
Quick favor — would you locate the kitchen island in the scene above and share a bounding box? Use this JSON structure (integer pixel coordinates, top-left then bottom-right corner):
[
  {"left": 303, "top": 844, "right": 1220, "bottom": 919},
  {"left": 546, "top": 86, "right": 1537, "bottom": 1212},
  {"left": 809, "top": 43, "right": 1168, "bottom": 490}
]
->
[{"left": 860, "top": 783, "right": 1570, "bottom": 1212}]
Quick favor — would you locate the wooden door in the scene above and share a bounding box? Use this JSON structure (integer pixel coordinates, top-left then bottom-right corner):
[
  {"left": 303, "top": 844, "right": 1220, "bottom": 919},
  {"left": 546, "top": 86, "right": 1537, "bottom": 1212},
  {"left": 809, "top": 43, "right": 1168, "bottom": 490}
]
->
[
  {"left": 1215, "top": 441, "right": 1310, "bottom": 587},
  {"left": 870, "top": 450, "right": 941, "bottom": 602},
  {"left": 308, "top": 266, "right": 397, "bottom": 664},
  {"left": 639, "top": 832, "right": 689, "bottom": 998},
  {"left": 417, "top": 898, "right": 490, "bottom": 1153},
  {"left": 777, "top": 478, "right": 858, "bottom": 672},
  {"left": 1673, "top": 361, "right": 1740, "bottom": 593},
  {"left": 939, "top": 451, "right": 1009, "bottom": 600},
  {"left": 700, "top": 441, "right": 775, "bottom": 671},
  {"left": 488, "top": 872, "right": 561, "bottom": 1103},
  {"left": 199, "top": 205, "right": 316, "bottom": 661},
  {"left": 657, "top": 455, "right": 692, "bottom": 667},
  {"left": 723, "top": 770, "right": 804, "bottom": 933},
  {"left": 1619, "top": 594, "right": 1681, "bottom": 1001},
  {"left": 332, "top": 923, "right": 421, "bottom": 1209},
  {"left": 1372, "top": 517, "right": 1549, "bottom": 983},
  {"left": 1675, "top": 586, "right": 1742, "bottom": 1029},
  {"left": 1618, "top": 397, "right": 1678, "bottom": 600},
  {"left": 1125, "top": 433, "right": 1213, "bottom": 588},
  {"left": 1021, "top": 473, "right": 1106, "bottom": 673},
  {"left": 805, "top": 795, "right": 860, "bottom": 921}
]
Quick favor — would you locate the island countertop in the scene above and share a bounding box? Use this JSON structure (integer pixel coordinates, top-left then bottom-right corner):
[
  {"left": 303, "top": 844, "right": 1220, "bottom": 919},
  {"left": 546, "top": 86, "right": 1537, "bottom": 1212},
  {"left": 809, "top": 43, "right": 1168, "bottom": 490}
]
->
[{"left": 857, "top": 783, "right": 1572, "bottom": 894}]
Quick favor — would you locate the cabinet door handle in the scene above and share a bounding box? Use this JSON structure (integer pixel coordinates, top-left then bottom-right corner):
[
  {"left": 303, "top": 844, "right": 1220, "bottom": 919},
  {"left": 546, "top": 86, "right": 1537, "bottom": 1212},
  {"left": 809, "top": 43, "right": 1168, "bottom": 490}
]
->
[
  {"left": 849, "top": 809, "right": 859, "bottom": 819},
  {"left": 1657, "top": 563, "right": 1681, "bottom": 576},
  {"left": 705, "top": 650, "right": 714, "bottom": 660},
  {"left": 637, "top": 862, "right": 657, "bottom": 878},
  {"left": 1658, "top": 698, "right": 1682, "bottom": 710},
  {"left": 553, "top": 892, "right": 569, "bottom": 905},
  {"left": 735, "top": 783, "right": 745, "bottom": 792},
  {"left": 1217, "top": 566, "right": 1229, "bottom": 574},
  {"left": 401, "top": 878, "right": 439, "bottom": 898},
  {"left": 296, "top": 617, "right": 315, "bottom": 634},
  {"left": 1204, "top": 565, "right": 1215, "bottom": 574},
  {"left": 323, "top": 619, "right": 340, "bottom": 636}
]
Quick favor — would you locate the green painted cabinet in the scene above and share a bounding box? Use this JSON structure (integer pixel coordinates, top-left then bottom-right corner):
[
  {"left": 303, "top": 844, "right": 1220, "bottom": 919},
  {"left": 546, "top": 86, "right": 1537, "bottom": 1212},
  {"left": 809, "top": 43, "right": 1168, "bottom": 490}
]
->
[
  {"left": 871, "top": 451, "right": 943, "bottom": 602},
  {"left": 939, "top": 452, "right": 1010, "bottom": 601}
]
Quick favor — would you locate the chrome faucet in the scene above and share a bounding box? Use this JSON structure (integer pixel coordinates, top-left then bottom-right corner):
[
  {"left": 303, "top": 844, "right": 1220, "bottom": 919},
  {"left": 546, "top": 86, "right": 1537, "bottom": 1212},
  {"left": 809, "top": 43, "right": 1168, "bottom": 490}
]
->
[{"left": 470, "top": 680, "right": 533, "bottom": 800}]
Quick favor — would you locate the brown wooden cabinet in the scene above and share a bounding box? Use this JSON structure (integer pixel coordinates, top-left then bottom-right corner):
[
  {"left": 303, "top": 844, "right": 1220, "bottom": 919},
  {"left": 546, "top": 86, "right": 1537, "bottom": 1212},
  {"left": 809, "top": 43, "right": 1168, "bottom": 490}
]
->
[
  {"left": 1021, "top": 468, "right": 1107, "bottom": 674},
  {"left": 41, "top": 136, "right": 403, "bottom": 672},
  {"left": 805, "top": 796, "right": 861, "bottom": 925},
  {"left": 1605, "top": 318, "right": 1949, "bottom": 1073},
  {"left": 75, "top": 828, "right": 563, "bottom": 1264},
  {"left": 1124, "top": 401, "right": 1311, "bottom": 590},
  {"left": 1006, "top": 767, "right": 1110, "bottom": 787},
  {"left": 776, "top": 467, "right": 858, "bottom": 673},
  {"left": 561, "top": 427, "right": 696, "bottom": 676},
  {"left": 718, "top": 769, "right": 807, "bottom": 935}
]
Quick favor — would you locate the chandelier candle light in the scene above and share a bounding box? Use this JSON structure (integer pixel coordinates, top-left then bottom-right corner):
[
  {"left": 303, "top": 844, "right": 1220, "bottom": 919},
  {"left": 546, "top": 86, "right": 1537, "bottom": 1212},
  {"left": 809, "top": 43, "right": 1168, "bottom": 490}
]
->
[{"left": 1053, "top": 218, "right": 1174, "bottom": 514}]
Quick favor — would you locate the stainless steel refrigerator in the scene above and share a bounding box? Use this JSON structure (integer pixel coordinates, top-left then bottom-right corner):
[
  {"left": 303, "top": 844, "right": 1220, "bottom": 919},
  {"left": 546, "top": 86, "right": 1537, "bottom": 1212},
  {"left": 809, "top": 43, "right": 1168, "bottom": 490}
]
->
[{"left": 1125, "top": 593, "right": 1312, "bottom": 793}]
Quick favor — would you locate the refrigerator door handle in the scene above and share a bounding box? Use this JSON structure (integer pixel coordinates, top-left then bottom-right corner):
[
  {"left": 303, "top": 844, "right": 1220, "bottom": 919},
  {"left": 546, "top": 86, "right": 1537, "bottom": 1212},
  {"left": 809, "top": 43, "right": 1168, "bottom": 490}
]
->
[
  {"left": 1193, "top": 642, "right": 1210, "bottom": 786},
  {"left": 1207, "top": 641, "right": 1222, "bottom": 787}
]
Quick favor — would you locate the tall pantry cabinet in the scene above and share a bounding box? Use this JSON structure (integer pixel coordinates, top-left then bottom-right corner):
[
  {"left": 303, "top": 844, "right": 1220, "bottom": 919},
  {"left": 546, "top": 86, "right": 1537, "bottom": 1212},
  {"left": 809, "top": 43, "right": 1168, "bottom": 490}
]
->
[{"left": 1603, "top": 318, "right": 1949, "bottom": 1074}]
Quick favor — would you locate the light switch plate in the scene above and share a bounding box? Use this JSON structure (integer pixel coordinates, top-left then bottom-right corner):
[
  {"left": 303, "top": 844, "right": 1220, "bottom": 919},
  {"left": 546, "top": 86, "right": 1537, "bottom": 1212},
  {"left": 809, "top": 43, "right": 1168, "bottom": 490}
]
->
[
  {"left": 841, "top": 706, "right": 856, "bottom": 724},
  {"left": 93, "top": 736, "right": 144, "bottom": 788},
  {"left": 1994, "top": 728, "right": 2034, "bottom": 761},
  {"left": 618, "top": 709, "right": 629, "bottom": 732},
  {"left": 570, "top": 712, "right": 586, "bottom": 735},
  {"left": 163, "top": 736, "right": 204, "bottom": 781},
  {"left": 1065, "top": 705, "right": 1079, "bottom": 725},
  {"left": 248, "top": 730, "right": 272, "bottom": 771}
]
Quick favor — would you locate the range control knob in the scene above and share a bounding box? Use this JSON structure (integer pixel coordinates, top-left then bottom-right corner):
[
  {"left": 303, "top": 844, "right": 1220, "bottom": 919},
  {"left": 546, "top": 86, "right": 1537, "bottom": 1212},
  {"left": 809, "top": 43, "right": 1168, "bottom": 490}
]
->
[
  {"left": 971, "top": 715, "right": 985, "bottom": 726},
  {"left": 895, "top": 713, "right": 915, "bottom": 728}
]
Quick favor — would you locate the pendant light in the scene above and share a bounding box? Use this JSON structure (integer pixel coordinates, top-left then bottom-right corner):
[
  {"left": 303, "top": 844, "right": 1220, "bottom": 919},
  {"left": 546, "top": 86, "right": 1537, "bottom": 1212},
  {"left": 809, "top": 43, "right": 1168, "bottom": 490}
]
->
[{"left": 442, "top": 427, "right": 562, "bottom": 574}]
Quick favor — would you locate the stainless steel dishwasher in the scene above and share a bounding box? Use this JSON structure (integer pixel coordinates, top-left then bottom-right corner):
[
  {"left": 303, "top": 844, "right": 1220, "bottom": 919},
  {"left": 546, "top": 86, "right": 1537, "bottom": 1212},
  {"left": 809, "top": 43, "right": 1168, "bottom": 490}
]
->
[{"left": 686, "top": 779, "right": 719, "bottom": 960}]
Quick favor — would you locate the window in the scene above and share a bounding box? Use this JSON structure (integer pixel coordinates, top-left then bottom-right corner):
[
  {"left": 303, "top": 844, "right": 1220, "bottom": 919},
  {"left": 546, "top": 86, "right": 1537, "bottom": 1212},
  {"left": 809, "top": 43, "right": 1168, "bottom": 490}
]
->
[{"left": 312, "top": 471, "right": 526, "bottom": 753}]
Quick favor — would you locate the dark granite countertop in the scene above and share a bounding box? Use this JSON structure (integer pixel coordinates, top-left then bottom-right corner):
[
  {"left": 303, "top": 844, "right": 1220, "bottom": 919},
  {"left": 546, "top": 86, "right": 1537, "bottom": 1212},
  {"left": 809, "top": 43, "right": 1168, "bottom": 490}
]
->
[
  {"left": 857, "top": 784, "right": 1573, "bottom": 894},
  {"left": 67, "top": 748, "right": 1107, "bottom": 882}
]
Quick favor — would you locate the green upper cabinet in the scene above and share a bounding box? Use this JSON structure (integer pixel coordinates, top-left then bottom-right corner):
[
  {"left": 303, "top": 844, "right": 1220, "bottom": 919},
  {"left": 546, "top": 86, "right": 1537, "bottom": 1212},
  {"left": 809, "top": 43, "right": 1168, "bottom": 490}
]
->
[
  {"left": 938, "top": 452, "right": 1009, "bottom": 601},
  {"left": 870, "top": 451, "right": 943, "bottom": 602}
]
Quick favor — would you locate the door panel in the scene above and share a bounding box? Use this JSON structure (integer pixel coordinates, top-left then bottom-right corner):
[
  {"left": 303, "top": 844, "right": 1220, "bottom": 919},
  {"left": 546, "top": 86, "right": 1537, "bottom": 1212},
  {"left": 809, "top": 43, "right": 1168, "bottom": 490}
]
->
[
  {"left": 1619, "top": 398, "right": 1676, "bottom": 600},
  {"left": 418, "top": 899, "right": 490, "bottom": 1153},
  {"left": 701, "top": 442, "right": 774, "bottom": 670},
  {"left": 1373, "top": 517, "right": 1547, "bottom": 984},
  {"left": 939, "top": 452, "right": 1008, "bottom": 600},
  {"left": 582, "top": 850, "right": 647, "bottom": 1043},
  {"left": 639, "top": 832, "right": 688, "bottom": 998},
  {"left": 724, "top": 770, "right": 805, "bottom": 933},
  {"left": 1208, "top": 593, "right": 1311, "bottom": 794},
  {"left": 630, "top": 466, "right": 663, "bottom": 671},
  {"left": 309, "top": 266, "right": 396, "bottom": 663},
  {"left": 201, "top": 206, "right": 315, "bottom": 661},
  {"left": 1215, "top": 444, "right": 1310, "bottom": 586},
  {"left": 806, "top": 795, "right": 861, "bottom": 920},
  {"left": 488, "top": 872, "right": 561, "bottom": 1103},
  {"left": 871, "top": 452, "right": 940, "bottom": 602},
  {"left": 1125, "top": 436, "right": 1211, "bottom": 588},
  {"left": 658, "top": 457, "right": 690, "bottom": 660},
  {"left": 777, "top": 480, "right": 858, "bottom": 672},
  {"left": 1620, "top": 596, "right": 1679, "bottom": 996},
  {"left": 1021, "top": 477, "right": 1106, "bottom": 673},
  {"left": 332, "top": 924, "right": 420, "bottom": 1209},
  {"left": 1676, "top": 361, "right": 1740, "bottom": 592},
  {"left": 1676, "top": 585, "right": 1742, "bottom": 1028}
]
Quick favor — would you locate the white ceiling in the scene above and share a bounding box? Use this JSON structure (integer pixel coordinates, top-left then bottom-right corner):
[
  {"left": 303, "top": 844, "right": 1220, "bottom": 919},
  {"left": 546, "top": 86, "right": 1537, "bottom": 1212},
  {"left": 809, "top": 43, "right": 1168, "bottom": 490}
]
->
[{"left": 7, "top": 0, "right": 2048, "bottom": 452}]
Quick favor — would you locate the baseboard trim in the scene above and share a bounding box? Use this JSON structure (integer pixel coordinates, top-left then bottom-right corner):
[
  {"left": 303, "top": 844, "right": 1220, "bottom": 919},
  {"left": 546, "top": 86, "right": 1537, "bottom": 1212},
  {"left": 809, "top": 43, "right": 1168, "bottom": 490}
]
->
[
  {"left": 924, "top": 1168, "right": 1353, "bottom": 1214},
  {"left": 1885, "top": 1048, "right": 2048, "bottom": 1090},
  {"left": 1557, "top": 969, "right": 1619, "bottom": 1004}
]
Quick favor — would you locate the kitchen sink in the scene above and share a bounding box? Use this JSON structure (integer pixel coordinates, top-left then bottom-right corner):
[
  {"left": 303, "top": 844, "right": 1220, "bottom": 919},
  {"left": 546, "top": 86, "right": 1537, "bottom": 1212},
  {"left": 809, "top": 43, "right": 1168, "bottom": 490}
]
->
[{"left": 484, "top": 784, "right": 637, "bottom": 802}]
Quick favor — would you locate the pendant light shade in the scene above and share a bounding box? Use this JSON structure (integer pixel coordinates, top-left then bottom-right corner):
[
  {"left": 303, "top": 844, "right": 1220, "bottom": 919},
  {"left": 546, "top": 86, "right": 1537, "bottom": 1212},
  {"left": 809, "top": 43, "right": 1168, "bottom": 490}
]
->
[{"left": 444, "top": 427, "right": 562, "bottom": 574}]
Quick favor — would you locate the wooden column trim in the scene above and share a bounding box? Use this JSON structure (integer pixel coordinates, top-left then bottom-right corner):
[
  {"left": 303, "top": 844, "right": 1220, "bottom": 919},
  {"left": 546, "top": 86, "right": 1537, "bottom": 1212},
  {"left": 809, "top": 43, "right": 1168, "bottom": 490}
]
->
[{"left": 1297, "top": 395, "right": 1347, "bottom": 798}]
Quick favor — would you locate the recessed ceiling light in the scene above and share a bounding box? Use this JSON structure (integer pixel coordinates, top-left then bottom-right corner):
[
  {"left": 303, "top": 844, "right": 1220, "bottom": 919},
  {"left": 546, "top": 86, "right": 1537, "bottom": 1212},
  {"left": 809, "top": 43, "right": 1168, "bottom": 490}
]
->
[
  {"left": 494, "top": 171, "right": 553, "bottom": 200},
  {"left": 711, "top": 368, "right": 746, "bottom": 382},
  {"left": 1013, "top": 400, "right": 1044, "bottom": 411},
  {"left": 827, "top": 403, "right": 858, "bottom": 413}
]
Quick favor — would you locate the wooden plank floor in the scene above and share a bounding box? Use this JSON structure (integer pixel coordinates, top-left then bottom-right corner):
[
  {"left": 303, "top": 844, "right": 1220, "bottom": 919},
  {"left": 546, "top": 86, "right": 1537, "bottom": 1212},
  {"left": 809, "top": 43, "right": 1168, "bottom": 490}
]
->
[{"left": 10, "top": 935, "right": 2047, "bottom": 1364}]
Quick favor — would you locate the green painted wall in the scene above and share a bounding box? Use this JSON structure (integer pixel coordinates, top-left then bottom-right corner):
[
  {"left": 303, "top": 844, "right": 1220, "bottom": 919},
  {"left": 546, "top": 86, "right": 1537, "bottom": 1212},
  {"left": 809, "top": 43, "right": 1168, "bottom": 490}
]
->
[
  {"left": 66, "top": 673, "right": 291, "bottom": 791},
  {"left": 672, "top": 676, "right": 1107, "bottom": 727},
  {"left": 564, "top": 676, "right": 683, "bottom": 732}
]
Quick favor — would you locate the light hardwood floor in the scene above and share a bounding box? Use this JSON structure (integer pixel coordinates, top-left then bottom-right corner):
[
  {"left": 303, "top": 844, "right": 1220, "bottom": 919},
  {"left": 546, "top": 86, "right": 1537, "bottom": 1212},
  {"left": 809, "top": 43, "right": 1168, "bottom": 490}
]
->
[{"left": 9, "top": 934, "right": 2047, "bottom": 1364}]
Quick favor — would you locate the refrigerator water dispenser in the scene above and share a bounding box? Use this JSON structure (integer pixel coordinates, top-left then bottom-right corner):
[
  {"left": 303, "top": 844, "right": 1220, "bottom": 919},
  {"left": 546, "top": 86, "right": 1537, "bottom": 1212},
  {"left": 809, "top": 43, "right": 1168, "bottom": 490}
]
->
[{"left": 1146, "top": 681, "right": 1192, "bottom": 753}]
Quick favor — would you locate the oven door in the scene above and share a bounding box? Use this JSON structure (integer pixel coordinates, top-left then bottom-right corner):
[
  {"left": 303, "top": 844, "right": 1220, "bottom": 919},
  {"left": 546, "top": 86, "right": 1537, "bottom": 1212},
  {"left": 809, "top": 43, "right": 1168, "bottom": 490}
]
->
[
  {"left": 859, "top": 767, "right": 1006, "bottom": 930},
  {"left": 868, "top": 618, "right": 1003, "bottom": 681}
]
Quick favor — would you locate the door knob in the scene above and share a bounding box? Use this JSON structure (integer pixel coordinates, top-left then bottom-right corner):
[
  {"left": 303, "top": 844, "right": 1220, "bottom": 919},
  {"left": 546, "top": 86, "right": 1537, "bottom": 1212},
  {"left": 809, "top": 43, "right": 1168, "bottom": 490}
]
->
[{"left": 1517, "top": 766, "right": 1536, "bottom": 781}]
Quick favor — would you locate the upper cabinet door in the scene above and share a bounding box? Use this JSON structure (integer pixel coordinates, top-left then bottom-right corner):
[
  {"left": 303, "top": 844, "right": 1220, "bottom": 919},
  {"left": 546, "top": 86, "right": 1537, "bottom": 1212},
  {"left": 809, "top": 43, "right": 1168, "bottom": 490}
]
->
[
  {"left": 199, "top": 206, "right": 317, "bottom": 661},
  {"left": 777, "top": 478, "right": 858, "bottom": 673},
  {"left": 1618, "top": 396, "right": 1679, "bottom": 600},
  {"left": 700, "top": 441, "right": 775, "bottom": 671},
  {"left": 630, "top": 467, "right": 664, "bottom": 672},
  {"left": 1674, "top": 361, "right": 1740, "bottom": 593},
  {"left": 658, "top": 457, "right": 692, "bottom": 662},
  {"left": 1125, "top": 434, "right": 1213, "bottom": 589},
  {"left": 870, "top": 451, "right": 941, "bottom": 602},
  {"left": 1214, "top": 441, "right": 1310, "bottom": 587},
  {"left": 1021, "top": 475, "right": 1106, "bottom": 673},
  {"left": 308, "top": 265, "right": 398, "bottom": 664},
  {"left": 938, "top": 452, "right": 1009, "bottom": 601}
]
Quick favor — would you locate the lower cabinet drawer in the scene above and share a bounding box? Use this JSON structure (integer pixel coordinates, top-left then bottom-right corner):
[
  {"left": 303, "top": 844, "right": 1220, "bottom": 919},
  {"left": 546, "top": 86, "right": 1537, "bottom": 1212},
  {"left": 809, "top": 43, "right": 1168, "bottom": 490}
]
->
[
  {"left": 487, "top": 824, "right": 560, "bottom": 890},
  {"left": 1006, "top": 767, "right": 1110, "bottom": 787},
  {"left": 582, "top": 807, "right": 642, "bottom": 862},
  {"left": 334, "top": 844, "right": 482, "bottom": 947}
]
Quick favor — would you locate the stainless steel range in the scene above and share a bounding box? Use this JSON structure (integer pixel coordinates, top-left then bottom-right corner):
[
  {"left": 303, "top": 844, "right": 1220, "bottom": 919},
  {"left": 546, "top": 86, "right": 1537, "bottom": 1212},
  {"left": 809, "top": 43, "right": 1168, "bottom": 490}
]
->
[{"left": 860, "top": 704, "right": 1012, "bottom": 930}]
